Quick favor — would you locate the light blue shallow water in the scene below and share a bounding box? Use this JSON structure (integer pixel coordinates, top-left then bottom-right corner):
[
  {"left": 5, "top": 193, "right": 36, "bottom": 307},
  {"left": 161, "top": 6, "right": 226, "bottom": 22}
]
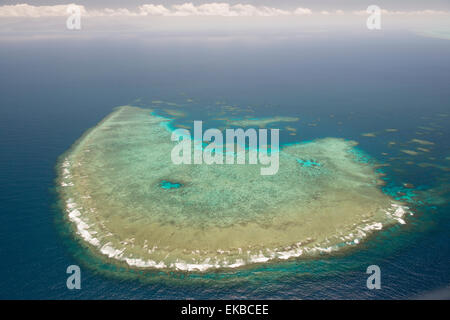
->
[{"left": 0, "top": 31, "right": 449, "bottom": 299}]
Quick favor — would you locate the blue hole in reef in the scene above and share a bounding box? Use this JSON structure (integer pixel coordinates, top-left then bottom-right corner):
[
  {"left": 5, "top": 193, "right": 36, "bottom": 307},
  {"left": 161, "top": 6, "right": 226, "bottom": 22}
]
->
[
  {"left": 296, "top": 159, "right": 321, "bottom": 168},
  {"left": 160, "top": 180, "right": 183, "bottom": 189}
]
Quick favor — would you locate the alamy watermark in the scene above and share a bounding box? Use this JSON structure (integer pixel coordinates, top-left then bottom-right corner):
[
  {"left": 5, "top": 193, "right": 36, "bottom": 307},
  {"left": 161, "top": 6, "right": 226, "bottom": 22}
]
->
[
  {"left": 366, "top": 265, "right": 381, "bottom": 289},
  {"left": 170, "top": 121, "right": 280, "bottom": 176},
  {"left": 367, "top": 5, "right": 382, "bottom": 30},
  {"left": 66, "top": 265, "right": 81, "bottom": 290},
  {"left": 66, "top": 4, "right": 81, "bottom": 30}
]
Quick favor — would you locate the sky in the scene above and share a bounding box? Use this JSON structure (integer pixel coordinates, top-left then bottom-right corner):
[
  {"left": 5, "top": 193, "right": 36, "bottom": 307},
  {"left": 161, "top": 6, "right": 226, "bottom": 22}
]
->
[
  {"left": 1, "top": 1, "right": 450, "bottom": 11},
  {"left": 0, "top": 1, "right": 449, "bottom": 38}
]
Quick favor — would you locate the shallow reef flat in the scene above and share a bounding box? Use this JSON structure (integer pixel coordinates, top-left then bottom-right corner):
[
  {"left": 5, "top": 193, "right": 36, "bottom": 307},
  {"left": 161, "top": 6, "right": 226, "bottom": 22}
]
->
[
  {"left": 58, "top": 106, "right": 408, "bottom": 272},
  {"left": 224, "top": 116, "right": 299, "bottom": 127}
]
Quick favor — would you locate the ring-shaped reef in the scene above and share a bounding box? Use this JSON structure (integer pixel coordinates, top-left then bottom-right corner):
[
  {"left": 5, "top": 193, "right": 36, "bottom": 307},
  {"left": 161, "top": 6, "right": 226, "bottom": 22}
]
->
[{"left": 57, "top": 106, "right": 408, "bottom": 271}]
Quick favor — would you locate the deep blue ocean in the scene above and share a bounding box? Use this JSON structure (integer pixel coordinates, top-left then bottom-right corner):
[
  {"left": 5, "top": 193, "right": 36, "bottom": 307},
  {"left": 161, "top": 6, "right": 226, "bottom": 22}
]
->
[{"left": 0, "top": 30, "right": 449, "bottom": 299}]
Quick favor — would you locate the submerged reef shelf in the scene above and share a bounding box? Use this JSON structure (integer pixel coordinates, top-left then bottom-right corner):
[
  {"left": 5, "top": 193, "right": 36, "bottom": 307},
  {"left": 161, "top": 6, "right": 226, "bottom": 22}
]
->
[{"left": 57, "top": 106, "right": 409, "bottom": 272}]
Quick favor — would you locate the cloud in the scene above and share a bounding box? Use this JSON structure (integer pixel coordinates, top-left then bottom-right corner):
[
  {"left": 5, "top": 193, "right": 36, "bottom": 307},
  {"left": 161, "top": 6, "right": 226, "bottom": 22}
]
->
[
  {"left": 353, "top": 9, "right": 449, "bottom": 16},
  {"left": 0, "top": 3, "right": 448, "bottom": 18},
  {"left": 139, "top": 4, "right": 171, "bottom": 16},
  {"left": 0, "top": 3, "right": 86, "bottom": 17},
  {"left": 164, "top": 3, "right": 292, "bottom": 17},
  {"left": 0, "top": 3, "right": 304, "bottom": 18},
  {"left": 293, "top": 8, "right": 312, "bottom": 16},
  {"left": 0, "top": 3, "right": 302, "bottom": 18},
  {"left": 89, "top": 7, "right": 138, "bottom": 17}
]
